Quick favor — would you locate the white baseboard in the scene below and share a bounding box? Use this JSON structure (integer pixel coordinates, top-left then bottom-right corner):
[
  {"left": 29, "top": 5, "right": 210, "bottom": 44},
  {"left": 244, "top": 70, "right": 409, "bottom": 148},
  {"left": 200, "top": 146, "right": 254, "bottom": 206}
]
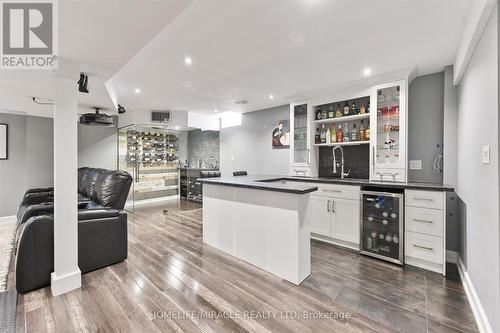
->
[
  {"left": 446, "top": 250, "right": 458, "bottom": 263},
  {"left": 0, "top": 215, "right": 16, "bottom": 223},
  {"left": 51, "top": 269, "right": 81, "bottom": 297},
  {"left": 125, "top": 195, "right": 180, "bottom": 208},
  {"left": 456, "top": 256, "right": 493, "bottom": 333}
]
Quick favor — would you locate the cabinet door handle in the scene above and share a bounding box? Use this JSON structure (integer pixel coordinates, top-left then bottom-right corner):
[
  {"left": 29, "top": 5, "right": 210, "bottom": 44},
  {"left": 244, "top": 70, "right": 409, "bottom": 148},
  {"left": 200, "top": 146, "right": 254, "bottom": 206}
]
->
[
  {"left": 332, "top": 201, "right": 336, "bottom": 213},
  {"left": 372, "top": 146, "right": 375, "bottom": 168},
  {"left": 413, "top": 218, "right": 433, "bottom": 224},
  {"left": 327, "top": 200, "right": 330, "bottom": 212},
  {"left": 307, "top": 148, "right": 311, "bottom": 166},
  {"left": 322, "top": 189, "right": 342, "bottom": 193},
  {"left": 413, "top": 244, "right": 433, "bottom": 251},
  {"left": 413, "top": 197, "right": 434, "bottom": 202}
]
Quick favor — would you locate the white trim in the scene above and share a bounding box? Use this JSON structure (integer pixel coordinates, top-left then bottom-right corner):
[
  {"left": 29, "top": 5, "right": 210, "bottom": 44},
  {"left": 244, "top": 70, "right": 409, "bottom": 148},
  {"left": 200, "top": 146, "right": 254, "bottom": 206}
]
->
[
  {"left": 446, "top": 250, "right": 458, "bottom": 263},
  {"left": 453, "top": 0, "right": 497, "bottom": 85},
  {"left": 0, "top": 215, "right": 16, "bottom": 223},
  {"left": 50, "top": 269, "right": 81, "bottom": 296},
  {"left": 456, "top": 256, "right": 493, "bottom": 333},
  {"left": 125, "top": 195, "right": 180, "bottom": 208}
]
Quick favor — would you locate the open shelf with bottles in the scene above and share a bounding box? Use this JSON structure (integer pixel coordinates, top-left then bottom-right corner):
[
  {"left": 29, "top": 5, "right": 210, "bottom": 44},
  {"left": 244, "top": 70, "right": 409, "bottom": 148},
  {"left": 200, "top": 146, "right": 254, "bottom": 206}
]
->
[
  {"left": 314, "top": 141, "right": 370, "bottom": 147},
  {"left": 313, "top": 113, "right": 370, "bottom": 124}
]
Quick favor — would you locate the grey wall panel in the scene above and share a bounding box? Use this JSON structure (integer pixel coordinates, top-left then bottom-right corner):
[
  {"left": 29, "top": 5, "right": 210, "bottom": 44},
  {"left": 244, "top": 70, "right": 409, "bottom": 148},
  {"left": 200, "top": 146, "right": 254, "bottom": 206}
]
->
[
  {"left": 408, "top": 72, "right": 444, "bottom": 184},
  {"left": 78, "top": 117, "right": 118, "bottom": 170},
  {"left": 0, "top": 113, "right": 27, "bottom": 216},
  {"left": 220, "top": 105, "right": 289, "bottom": 176},
  {"left": 187, "top": 129, "right": 220, "bottom": 168}
]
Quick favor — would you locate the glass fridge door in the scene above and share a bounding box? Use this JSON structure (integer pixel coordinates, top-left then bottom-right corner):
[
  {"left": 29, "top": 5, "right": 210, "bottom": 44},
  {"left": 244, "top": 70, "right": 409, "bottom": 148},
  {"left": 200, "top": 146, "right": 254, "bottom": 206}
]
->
[
  {"left": 293, "top": 103, "right": 308, "bottom": 165},
  {"left": 375, "top": 85, "right": 402, "bottom": 167},
  {"left": 360, "top": 191, "right": 404, "bottom": 264}
]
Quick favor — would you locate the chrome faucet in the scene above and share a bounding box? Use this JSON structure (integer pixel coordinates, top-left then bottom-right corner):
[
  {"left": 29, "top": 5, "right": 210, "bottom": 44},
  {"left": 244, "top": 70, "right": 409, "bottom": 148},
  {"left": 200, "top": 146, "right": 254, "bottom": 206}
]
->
[{"left": 332, "top": 145, "right": 351, "bottom": 179}]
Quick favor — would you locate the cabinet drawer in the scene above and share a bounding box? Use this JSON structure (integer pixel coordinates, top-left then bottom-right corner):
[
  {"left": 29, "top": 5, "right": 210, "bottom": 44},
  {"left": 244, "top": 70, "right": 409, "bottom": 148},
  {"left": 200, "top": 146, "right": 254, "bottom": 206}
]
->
[
  {"left": 405, "top": 206, "right": 444, "bottom": 237},
  {"left": 406, "top": 190, "right": 444, "bottom": 210},
  {"left": 405, "top": 231, "right": 443, "bottom": 264},
  {"left": 313, "top": 184, "right": 360, "bottom": 200}
]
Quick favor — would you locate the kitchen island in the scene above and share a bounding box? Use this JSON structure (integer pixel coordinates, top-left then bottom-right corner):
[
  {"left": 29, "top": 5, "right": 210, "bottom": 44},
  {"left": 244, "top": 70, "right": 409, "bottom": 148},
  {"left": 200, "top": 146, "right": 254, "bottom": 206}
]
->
[
  {"left": 200, "top": 175, "right": 454, "bottom": 281},
  {"left": 200, "top": 176, "right": 318, "bottom": 285}
]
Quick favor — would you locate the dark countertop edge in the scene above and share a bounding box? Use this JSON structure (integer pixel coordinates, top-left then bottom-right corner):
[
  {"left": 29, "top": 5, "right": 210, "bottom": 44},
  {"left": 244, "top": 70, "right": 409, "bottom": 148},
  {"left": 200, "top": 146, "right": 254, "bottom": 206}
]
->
[
  {"left": 178, "top": 167, "right": 219, "bottom": 170},
  {"left": 278, "top": 177, "right": 454, "bottom": 192},
  {"left": 198, "top": 179, "right": 318, "bottom": 194},
  {"left": 199, "top": 176, "right": 454, "bottom": 192}
]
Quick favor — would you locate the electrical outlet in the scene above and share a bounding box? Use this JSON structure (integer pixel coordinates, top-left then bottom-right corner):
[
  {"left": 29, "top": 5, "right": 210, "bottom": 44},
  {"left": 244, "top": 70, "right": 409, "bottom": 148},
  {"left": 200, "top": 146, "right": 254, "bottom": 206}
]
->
[
  {"left": 482, "top": 146, "right": 490, "bottom": 164},
  {"left": 409, "top": 160, "right": 422, "bottom": 170},
  {"left": 230, "top": 155, "right": 235, "bottom": 163}
]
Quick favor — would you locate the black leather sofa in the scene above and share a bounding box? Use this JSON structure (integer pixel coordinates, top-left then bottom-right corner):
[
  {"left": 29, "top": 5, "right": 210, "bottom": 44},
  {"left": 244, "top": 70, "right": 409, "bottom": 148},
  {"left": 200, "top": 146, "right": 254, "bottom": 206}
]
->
[{"left": 15, "top": 167, "right": 132, "bottom": 293}]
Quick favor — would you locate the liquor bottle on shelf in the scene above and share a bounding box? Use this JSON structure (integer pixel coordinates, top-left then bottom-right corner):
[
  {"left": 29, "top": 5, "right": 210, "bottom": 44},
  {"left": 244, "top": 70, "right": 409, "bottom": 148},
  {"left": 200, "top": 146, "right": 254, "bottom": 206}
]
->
[
  {"left": 359, "top": 121, "right": 366, "bottom": 141},
  {"left": 316, "top": 107, "right": 322, "bottom": 120},
  {"left": 351, "top": 101, "right": 358, "bottom": 115},
  {"left": 366, "top": 125, "right": 371, "bottom": 140},
  {"left": 315, "top": 127, "right": 320, "bottom": 144},
  {"left": 343, "top": 101, "right": 350, "bottom": 116},
  {"left": 330, "top": 124, "right": 337, "bottom": 143},
  {"left": 343, "top": 123, "right": 350, "bottom": 142},
  {"left": 321, "top": 107, "right": 327, "bottom": 120},
  {"left": 328, "top": 105, "right": 334, "bottom": 118},
  {"left": 326, "top": 127, "right": 331, "bottom": 144},
  {"left": 337, "top": 125, "right": 343, "bottom": 143},
  {"left": 350, "top": 123, "right": 358, "bottom": 142},
  {"left": 360, "top": 103, "right": 366, "bottom": 114},
  {"left": 320, "top": 124, "right": 326, "bottom": 143},
  {"left": 335, "top": 104, "right": 342, "bottom": 117}
]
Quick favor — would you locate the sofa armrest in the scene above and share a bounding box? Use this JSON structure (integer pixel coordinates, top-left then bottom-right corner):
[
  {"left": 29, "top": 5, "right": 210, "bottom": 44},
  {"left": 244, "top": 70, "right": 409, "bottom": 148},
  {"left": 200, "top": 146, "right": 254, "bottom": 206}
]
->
[
  {"left": 78, "top": 209, "right": 119, "bottom": 221},
  {"left": 15, "top": 215, "right": 54, "bottom": 294},
  {"left": 25, "top": 187, "right": 54, "bottom": 194},
  {"left": 78, "top": 211, "right": 127, "bottom": 272},
  {"left": 18, "top": 202, "right": 54, "bottom": 226},
  {"left": 20, "top": 192, "right": 51, "bottom": 206}
]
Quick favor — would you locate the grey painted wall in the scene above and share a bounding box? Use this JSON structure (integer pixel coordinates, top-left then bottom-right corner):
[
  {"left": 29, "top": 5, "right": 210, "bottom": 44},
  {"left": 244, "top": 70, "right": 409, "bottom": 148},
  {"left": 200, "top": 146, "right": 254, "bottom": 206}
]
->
[
  {"left": 187, "top": 129, "right": 220, "bottom": 168},
  {"left": 0, "top": 114, "right": 53, "bottom": 216},
  {"left": 457, "top": 7, "right": 499, "bottom": 331},
  {"left": 78, "top": 118, "right": 117, "bottom": 170},
  {"left": 408, "top": 72, "right": 444, "bottom": 184},
  {"left": 220, "top": 105, "right": 290, "bottom": 176}
]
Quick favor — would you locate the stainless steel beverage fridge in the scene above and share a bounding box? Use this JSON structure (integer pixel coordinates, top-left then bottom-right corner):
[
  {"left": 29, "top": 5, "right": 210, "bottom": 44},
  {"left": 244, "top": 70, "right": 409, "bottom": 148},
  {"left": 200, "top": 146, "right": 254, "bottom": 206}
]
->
[{"left": 360, "top": 189, "right": 404, "bottom": 265}]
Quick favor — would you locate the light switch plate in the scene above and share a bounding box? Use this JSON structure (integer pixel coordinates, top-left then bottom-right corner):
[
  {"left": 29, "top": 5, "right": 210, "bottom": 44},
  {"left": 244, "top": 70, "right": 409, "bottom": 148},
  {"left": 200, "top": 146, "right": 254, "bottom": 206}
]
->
[
  {"left": 409, "top": 160, "right": 422, "bottom": 170},
  {"left": 482, "top": 145, "right": 490, "bottom": 164}
]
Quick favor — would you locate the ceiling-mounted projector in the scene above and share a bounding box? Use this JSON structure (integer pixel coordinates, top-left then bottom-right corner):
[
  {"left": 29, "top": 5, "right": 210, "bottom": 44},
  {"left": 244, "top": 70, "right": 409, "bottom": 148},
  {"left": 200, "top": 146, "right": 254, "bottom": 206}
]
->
[{"left": 79, "top": 107, "right": 114, "bottom": 127}]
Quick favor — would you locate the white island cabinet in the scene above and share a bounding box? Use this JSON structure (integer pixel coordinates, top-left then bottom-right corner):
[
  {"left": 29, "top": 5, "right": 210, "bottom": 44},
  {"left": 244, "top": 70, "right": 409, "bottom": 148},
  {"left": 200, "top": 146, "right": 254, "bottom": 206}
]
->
[{"left": 202, "top": 183, "right": 312, "bottom": 285}]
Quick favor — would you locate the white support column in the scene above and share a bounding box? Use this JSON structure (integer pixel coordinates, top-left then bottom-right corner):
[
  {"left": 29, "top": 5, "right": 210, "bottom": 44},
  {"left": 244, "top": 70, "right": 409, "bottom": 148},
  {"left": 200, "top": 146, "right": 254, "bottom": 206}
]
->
[{"left": 50, "top": 58, "right": 81, "bottom": 296}]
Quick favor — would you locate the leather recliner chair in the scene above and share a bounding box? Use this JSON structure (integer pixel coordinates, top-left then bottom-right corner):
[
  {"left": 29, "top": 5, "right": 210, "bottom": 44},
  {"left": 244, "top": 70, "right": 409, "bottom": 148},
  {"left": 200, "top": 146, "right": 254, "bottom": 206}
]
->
[{"left": 15, "top": 168, "right": 132, "bottom": 293}]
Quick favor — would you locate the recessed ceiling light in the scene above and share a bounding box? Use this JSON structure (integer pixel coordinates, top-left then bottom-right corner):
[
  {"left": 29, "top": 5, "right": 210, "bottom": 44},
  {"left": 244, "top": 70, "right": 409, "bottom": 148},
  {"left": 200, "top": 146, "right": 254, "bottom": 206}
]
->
[
  {"left": 363, "top": 68, "right": 372, "bottom": 76},
  {"left": 268, "top": 94, "right": 274, "bottom": 100},
  {"left": 184, "top": 56, "right": 192, "bottom": 65},
  {"left": 214, "top": 109, "right": 218, "bottom": 113},
  {"left": 174, "top": 125, "right": 180, "bottom": 130},
  {"left": 134, "top": 88, "right": 141, "bottom": 94}
]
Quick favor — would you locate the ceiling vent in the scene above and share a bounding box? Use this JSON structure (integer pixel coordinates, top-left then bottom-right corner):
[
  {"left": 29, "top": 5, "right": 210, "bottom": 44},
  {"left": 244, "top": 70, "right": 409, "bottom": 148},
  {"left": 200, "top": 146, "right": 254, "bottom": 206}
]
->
[{"left": 151, "top": 110, "right": 172, "bottom": 123}]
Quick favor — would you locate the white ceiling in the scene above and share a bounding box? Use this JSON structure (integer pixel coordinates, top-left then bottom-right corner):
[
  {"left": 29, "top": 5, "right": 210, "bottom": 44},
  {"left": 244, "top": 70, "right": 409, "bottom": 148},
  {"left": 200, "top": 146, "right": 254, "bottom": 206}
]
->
[
  {"left": 0, "top": 0, "right": 193, "bottom": 117},
  {"left": 109, "top": 0, "right": 473, "bottom": 115},
  {"left": 0, "top": 0, "right": 474, "bottom": 118}
]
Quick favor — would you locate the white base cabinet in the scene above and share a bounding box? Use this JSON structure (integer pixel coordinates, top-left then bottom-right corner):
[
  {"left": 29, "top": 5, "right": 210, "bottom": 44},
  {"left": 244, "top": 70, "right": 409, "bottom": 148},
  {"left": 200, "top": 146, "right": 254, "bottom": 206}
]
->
[
  {"left": 310, "top": 184, "right": 360, "bottom": 250},
  {"left": 404, "top": 189, "right": 446, "bottom": 275}
]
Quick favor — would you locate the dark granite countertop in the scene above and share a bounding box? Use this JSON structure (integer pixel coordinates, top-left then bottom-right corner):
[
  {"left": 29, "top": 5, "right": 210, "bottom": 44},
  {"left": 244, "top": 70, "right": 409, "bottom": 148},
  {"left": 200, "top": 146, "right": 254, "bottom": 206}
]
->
[{"left": 198, "top": 175, "right": 454, "bottom": 193}]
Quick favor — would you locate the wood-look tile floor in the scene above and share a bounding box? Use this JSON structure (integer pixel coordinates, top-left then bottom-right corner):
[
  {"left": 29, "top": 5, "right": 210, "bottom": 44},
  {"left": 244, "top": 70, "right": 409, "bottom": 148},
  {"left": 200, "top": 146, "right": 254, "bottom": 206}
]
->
[{"left": 13, "top": 201, "right": 478, "bottom": 332}]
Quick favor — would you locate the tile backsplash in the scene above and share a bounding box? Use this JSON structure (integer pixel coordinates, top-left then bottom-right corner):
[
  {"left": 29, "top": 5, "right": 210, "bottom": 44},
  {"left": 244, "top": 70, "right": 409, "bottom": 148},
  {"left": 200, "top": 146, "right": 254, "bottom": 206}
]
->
[{"left": 319, "top": 145, "right": 369, "bottom": 179}]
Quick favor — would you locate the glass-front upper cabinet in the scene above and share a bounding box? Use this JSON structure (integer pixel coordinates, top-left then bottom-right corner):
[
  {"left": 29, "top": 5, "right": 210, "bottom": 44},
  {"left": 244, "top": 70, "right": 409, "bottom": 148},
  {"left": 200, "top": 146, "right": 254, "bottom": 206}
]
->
[
  {"left": 290, "top": 102, "right": 315, "bottom": 176},
  {"left": 370, "top": 80, "right": 407, "bottom": 182}
]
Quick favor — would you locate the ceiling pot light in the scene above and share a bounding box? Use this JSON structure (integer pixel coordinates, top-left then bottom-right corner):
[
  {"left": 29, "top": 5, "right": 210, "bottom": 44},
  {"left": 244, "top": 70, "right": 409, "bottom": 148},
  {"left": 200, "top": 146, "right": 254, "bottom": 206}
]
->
[
  {"left": 134, "top": 88, "right": 141, "bottom": 94},
  {"left": 184, "top": 56, "right": 192, "bottom": 65},
  {"left": 268, "top": 94, "right": 274, "bottom": 100},
  {"left": 363, "top": 68, "right": 372, "bottom": 76},
  {"left": 214, "top": 109, "right": 218, "bottom": 113}
]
